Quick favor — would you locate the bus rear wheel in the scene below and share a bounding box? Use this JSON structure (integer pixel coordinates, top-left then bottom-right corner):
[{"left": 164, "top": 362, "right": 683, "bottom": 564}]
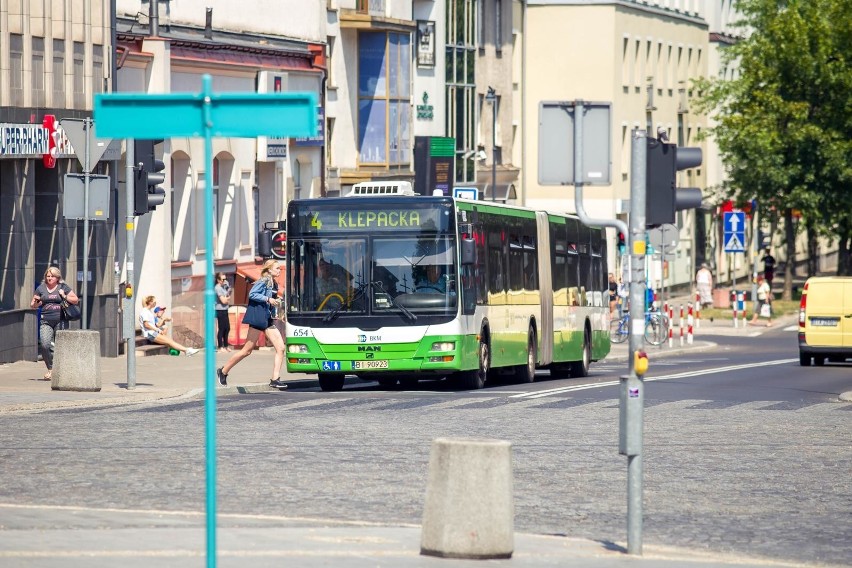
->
[
  {"left": 458, "top": 338, "right": 489, "bottom": 390},
  {"left": 318, "top": 373, "right": 345, "bottom": 391},
  {"left": 514, "top": 329, "right": 537, "bottom": 383},
  {"left": 570, "top": 328, "right": 590, "bottom": 378}
]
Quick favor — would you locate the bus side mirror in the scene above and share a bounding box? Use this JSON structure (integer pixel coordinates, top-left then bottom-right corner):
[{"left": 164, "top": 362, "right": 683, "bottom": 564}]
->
[
  {"left": 461, "top": 238, "right": 476, "bottom": 265},
  {"left": 257, "top": 229, "right": 272, "bottom": 258}
]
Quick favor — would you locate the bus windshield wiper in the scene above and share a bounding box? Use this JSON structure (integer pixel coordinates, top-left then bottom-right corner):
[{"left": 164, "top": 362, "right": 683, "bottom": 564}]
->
[{"left": 323, "top": 280, "right": 369, "bottom": 323}]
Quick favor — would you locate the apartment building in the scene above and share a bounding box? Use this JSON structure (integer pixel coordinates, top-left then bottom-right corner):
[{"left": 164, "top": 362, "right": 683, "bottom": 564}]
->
[{"left": 519, "top": 0, "right": 709, "bottom": 286}]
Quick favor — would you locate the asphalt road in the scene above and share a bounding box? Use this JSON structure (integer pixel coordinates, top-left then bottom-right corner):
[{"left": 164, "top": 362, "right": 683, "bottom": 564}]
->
[{"left": 1, "top": 325, "right": 850, "bottom": 566}]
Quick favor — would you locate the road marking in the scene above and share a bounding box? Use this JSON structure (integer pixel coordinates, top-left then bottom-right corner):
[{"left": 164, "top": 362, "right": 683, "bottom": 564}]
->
[
  {"left": 511, "top": 359, "right": 799, "bottom": 399},
  {"left": 783, "top": 325, "right": 798, "bottom": 332}
]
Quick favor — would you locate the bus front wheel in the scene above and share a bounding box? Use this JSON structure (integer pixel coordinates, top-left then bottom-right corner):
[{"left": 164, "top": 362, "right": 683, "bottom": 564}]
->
[
  {"left": 318, "top": 373, "right": 345, "bottom": 391},
  {"left": 458, "top": 338, "right": 489, "bottom": 390}
]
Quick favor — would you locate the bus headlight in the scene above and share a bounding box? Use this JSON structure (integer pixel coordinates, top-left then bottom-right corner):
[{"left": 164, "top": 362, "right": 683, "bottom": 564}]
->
[
  {"left": 287, "top": 344, "right": 309, "bottom": 353},
  {"left": 431, "top": 342, "right": 455, "bottom": 351}
]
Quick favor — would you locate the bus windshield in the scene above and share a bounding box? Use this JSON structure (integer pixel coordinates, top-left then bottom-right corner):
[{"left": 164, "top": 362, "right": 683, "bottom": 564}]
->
[{"left": 288, "top": 235, "right": 457, "bottom": 317}]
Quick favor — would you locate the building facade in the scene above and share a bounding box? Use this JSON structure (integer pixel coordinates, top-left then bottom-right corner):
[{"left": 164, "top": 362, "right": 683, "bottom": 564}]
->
[
  {"left": 0, "top": 0, "right": 117, "bottom": 362},
  {"left": 520, "top": 0, "right": 709, "bottom": 288}
]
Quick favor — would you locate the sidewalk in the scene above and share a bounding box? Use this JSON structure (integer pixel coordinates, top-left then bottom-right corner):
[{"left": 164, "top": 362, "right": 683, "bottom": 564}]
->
[{"left": 0, "top": 503, "right": 820, "bottom": 568}]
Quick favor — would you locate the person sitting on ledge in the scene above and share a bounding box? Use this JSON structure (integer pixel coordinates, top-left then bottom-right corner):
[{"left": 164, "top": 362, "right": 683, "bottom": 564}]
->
[{"left": 139, "top": 295, "right": 199, "bottom": 356}]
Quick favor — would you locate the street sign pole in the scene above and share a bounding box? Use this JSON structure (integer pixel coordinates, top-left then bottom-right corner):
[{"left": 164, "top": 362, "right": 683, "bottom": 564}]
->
[
  {"left": 95, "top": 76, "right": 317, "bottom": 568},
  {"left": 82, "top": 119, "right": 91, "bottom": 328}
]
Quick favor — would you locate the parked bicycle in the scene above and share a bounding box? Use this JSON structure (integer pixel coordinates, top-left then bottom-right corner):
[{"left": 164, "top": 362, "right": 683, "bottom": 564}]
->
[{"left": 610, "top": 309, "right": 670, "bottom": 346}]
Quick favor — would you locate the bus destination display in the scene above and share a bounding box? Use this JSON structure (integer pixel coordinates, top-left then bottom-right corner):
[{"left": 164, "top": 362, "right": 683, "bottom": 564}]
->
[{"left": 294, "top": 207, "right": 451, "bottom": 233}]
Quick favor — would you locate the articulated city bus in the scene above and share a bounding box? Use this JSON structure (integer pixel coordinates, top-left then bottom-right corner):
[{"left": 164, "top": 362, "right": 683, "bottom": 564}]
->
[{"left": 284, "top": 182, "right": 610, "bottom": 391}]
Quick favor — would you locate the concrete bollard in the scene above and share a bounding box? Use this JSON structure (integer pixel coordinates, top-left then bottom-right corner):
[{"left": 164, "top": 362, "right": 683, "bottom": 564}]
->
[
  {"left": 52, "top": 330, "right": 102, "bottom": 392},
  {"left": 420, "top": 437, "right": 513, "bottom": 559}
]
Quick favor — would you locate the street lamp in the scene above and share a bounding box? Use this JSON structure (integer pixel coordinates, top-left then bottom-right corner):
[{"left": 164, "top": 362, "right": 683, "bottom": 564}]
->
[{"left": 485, "top": 86, "right": 497, "bottom": 202}]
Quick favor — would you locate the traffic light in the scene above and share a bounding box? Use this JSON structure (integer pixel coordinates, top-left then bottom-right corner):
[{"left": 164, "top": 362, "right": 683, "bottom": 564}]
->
[
  {"left": 645, "top": 137, "right": 703, "bottom": 227},
  {"left": 617, "top": 232, "right": 627, "bottom": 255},
  {"left": 134, "top": 139, "right": 166, "bottom": 216}
]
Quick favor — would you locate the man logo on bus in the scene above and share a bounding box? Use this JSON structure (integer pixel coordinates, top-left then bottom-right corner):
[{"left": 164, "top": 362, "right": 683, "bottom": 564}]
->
[{"left": 357, "top": 334, "right": 367, "bottom": 343}]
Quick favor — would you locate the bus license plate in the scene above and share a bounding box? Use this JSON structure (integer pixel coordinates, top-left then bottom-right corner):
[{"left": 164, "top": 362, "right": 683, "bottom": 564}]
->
[
  {"left": 810, "top": 317, "right": 839, "bottom": 327},
  {"left": 353, "top": 360, "right": 388, "bottom": 370}
]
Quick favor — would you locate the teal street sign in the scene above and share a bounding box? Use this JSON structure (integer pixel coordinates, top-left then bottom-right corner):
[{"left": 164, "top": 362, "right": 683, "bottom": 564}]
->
[
  {"left": 94, "top": 74, "right": 317, "bottom": 568},
  {"left": 94, "top": 90, "right": 317, "bottom": 139}
]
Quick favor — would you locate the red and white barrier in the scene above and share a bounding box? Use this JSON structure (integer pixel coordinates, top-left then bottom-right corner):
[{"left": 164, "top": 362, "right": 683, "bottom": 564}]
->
[
  {"left": 694, "top": 292, "right": 701, "bottom": 328},
  {"left": 687, "top": 303, "right": 694, "bottom": 344},
  {"left": 668, "top": 305, "right": 674, "bottom": 348},
  {"left": 679, "top": 305, "right": 685, "bottom": 346}
]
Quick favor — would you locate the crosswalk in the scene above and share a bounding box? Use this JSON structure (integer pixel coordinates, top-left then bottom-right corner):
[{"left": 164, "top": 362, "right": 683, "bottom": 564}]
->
[{"left": 210, "top": 394, "right": 849, "bottom": 414}]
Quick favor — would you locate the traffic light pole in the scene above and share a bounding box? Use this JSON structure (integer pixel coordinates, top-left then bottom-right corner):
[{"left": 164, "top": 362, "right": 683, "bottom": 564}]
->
[
  {"left": 124, "top": 140, "right": 136, "bottom": 390},
  {"left": 621, "top": 128, "right": 649, "bottom": 555},
  {"left": 569, "top": 102, "right": 642, "bottom": 554}
]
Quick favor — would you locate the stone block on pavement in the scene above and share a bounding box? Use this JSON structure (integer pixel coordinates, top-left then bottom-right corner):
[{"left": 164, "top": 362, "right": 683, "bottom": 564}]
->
[
  {"left": 52, "top": 330, "right": 101, "bottom": 392},
  {"left": 420, "top": 437, "right": 513, "bottom": 559}
]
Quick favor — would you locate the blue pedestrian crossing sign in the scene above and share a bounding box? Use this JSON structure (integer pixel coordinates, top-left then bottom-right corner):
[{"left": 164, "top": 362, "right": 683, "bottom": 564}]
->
[{"left": 723, "top": 211, "right": 746, "bottom": 253}]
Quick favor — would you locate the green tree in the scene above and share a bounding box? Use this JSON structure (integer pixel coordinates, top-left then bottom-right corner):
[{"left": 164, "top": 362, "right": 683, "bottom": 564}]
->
[{"left": 696, "top": 0, "right": 852, "bottom": 299}]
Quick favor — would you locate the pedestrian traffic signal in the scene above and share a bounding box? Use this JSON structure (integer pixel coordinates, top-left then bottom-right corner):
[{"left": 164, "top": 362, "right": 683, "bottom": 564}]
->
[
  {"left": 645, "top": 137, "right": 703, "bottom": 227},
  {"left": 617, "top": 232, "right": 626, "bottom": 254},
  {"left": 134, "top": 139, "right": 166, "bottom": 216}
]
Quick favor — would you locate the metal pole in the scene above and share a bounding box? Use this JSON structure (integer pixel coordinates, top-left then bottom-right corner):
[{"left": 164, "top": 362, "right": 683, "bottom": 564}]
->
[
  {"left": 201, "top": 75, "right": 219, "bottom": 568},
  {"left": 125, "top": 140, "right": 136, "bottom": 389},
  {"left": 623, "top": 128, "right": 648, "bottom": 555},
  {"left": 82, "top": 119, "right": 91, "bottom": 329},
  {"left": 751, "top": 208, "right": 759, "bottom": 304},
  {"left": 491, "top": 93, "right": 497, "bottom": 202}
]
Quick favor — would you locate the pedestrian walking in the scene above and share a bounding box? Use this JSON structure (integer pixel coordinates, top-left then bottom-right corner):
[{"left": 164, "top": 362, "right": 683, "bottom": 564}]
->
[
  {"left": 749, "top": 275, "right": 773, "bottom": 327},
  {"left": 762, "top": 249, "right": 776, "bottom": 289},
  {"left": 30, "top": 267, "right": 80, "bottom": 381},
  {"left": 696, "top": 263, "right": 713, "bottom": 309},
  {"left": 139, "top": 295, "right": 199, "bottom": 355},
  {"left": 214, "top": 272, "right": 232, "bottom": 352},
  {"left": 216, "top": 259, "right": 286, "bottom": 389},
  {"left": 608, "top": 272, "right": 618, "bottom": 317}
]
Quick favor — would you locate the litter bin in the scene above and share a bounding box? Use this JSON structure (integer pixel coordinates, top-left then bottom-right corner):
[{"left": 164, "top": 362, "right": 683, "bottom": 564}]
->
[{"left": 713, "top": 288, "right": 731, "bottom": 309}]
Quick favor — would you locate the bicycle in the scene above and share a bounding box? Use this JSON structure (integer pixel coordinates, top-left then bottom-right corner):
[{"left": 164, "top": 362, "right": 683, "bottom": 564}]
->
[{"left": 610, "top": 309, "right": 670, "bottom": 346}]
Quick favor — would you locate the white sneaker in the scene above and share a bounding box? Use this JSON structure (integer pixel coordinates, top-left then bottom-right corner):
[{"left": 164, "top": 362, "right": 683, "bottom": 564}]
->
[{"left": 186, "top": 348, "right": 199, "bottom": 356}]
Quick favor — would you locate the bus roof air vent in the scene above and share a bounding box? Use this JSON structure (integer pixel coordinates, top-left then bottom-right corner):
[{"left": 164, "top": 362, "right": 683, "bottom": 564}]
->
[{"left": 345, "top": 181, "right": 416, "bottom": 197}]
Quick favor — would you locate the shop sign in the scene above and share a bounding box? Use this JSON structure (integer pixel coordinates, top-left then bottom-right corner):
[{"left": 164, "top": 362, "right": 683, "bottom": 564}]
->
[{"left": 0, "top": 122, "right": 74, "bottom": 158}]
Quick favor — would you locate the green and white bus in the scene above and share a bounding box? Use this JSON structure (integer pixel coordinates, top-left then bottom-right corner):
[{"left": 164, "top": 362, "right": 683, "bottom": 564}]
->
[{"left": 284, "top": 184, "right": 611, "bottom": 391}]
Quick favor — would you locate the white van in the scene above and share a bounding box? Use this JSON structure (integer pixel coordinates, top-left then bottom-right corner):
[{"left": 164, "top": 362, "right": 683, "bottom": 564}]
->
[{"left": 798, "top": 276, "right": 852, "bottom": 366}]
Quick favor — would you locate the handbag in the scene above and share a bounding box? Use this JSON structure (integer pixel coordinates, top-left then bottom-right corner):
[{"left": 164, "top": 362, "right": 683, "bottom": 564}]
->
[
  {"left": 61, "top": 299, "right": 82, "bottom": 321},
  {"left": 759, "top": 303, "right": 771, "bottom": 318}
]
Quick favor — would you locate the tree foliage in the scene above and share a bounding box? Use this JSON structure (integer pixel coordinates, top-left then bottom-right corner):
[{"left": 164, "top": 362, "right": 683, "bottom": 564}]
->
[{"left": 696, "top": 0, "right": 852, "bottom": 277}]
